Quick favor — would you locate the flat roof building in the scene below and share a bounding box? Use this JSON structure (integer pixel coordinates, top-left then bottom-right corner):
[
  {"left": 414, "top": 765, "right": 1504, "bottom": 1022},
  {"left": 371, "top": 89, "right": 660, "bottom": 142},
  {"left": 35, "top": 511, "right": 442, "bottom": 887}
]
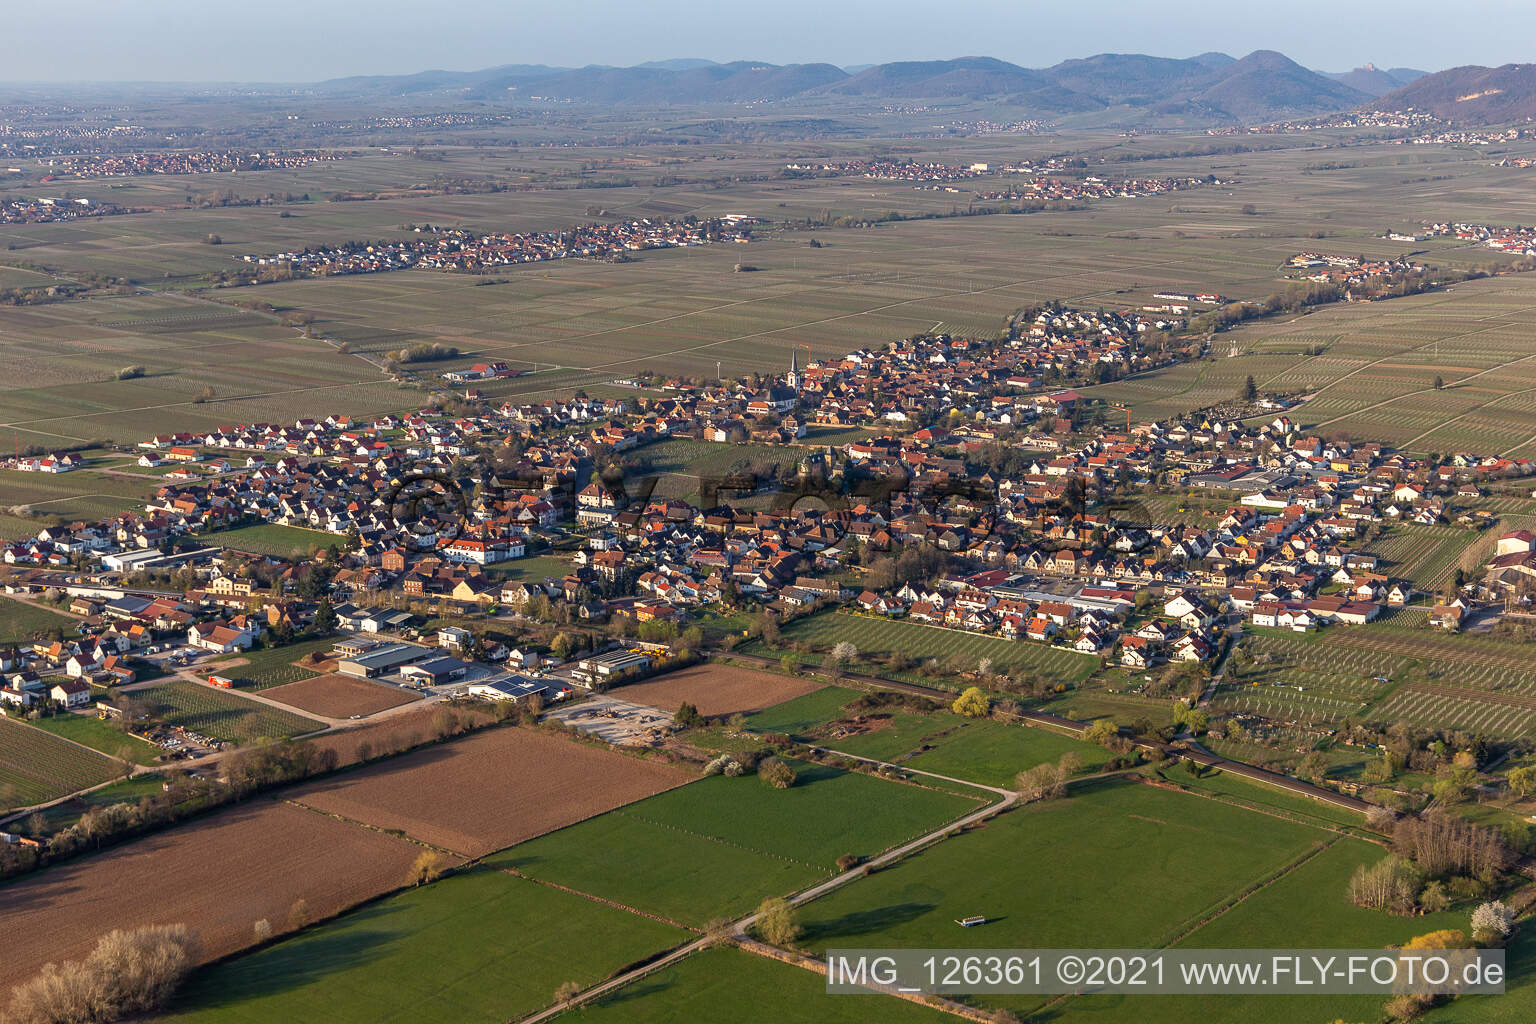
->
[{"left": 336, "top": 642, "right": 431, "bottom": 678}]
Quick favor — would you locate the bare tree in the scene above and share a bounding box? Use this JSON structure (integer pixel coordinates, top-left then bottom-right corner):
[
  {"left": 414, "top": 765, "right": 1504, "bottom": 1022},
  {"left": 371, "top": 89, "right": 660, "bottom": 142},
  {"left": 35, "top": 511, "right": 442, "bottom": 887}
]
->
[{"left": 7, "top": 924, "right": 196, "bottom": 1024}]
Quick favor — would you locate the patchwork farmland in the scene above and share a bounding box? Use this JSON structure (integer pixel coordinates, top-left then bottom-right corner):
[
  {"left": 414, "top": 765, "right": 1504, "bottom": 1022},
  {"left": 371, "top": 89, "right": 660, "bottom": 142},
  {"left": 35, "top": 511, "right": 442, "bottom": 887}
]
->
[
  {"left": 487, "top": 759, "right": 981, "bottom": 926},
  {"left": 8, "top": 65, "right": 1536, "bottom": 1024},
  {"left": 157, "top": 869, "right": 690, "bottom": 1024},
  {"left": 1091, "top": 274, "right": 1536, "bottom": 454},
  {"left": 0, "top": 294, "right": 406, "bottom": 447}
]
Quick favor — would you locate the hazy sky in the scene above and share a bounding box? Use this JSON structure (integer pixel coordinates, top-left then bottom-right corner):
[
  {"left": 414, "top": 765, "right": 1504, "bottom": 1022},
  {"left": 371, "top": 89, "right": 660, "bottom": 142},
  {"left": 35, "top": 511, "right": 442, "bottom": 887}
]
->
[{"left": 2, "top": 0, "right": 1532, "bottom": 82}]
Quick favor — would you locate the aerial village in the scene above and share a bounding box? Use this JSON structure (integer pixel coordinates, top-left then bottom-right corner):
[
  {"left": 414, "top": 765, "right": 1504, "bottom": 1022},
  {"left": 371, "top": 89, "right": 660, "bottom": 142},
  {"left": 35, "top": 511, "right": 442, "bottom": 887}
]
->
[{"left": 3, "top": 273, "right": 1534, "bottom": 769}]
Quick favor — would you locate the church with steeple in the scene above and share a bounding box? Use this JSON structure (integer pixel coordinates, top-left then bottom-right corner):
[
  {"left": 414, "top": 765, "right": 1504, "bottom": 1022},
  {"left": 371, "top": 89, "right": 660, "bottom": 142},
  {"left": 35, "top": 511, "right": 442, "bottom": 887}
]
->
[{"left": 762, "top": 348, "right": 802, "bottom": 412}]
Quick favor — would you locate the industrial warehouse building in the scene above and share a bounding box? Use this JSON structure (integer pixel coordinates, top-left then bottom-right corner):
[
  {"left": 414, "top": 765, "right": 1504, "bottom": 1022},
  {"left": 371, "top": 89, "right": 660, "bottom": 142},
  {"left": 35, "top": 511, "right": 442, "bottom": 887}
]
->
[{"left": 336, "top": 642, "right": 432, "bottom": 678}]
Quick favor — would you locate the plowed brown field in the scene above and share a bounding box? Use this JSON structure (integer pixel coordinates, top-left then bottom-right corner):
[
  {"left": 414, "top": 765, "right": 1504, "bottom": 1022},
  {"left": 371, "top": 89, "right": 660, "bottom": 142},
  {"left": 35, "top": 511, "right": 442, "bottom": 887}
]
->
[
  {"left": 261, "top": 673, "right": 420, "bottom": 718},
  {"left": 0, "top": 800, "right": 439, "bottom": 995},
  {"left": 613, "top": 664, "right": 821, "bottom": 717},
  {"left": 287, "top": 726, "right": 693, "bottom": 857}
]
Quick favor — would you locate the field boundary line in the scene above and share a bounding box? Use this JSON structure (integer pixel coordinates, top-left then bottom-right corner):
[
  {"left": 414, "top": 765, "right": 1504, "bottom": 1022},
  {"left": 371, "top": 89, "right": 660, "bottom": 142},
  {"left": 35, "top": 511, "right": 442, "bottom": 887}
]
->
[
  {"left": 1141, "top": 774, "right": 1375, "bottom": 840},
  {"left": 1154, "top": 837, "right": 1339, "bottom": 949},
  {"left": 734, "top": 937, "right": 996, "bottom": 1021},
  {"left": 607, "top": 808, "right": 826, "bottom": 871},
  {"left": 278, "top": 797, "right": 469, "bottom": 858},
  {"left": 1019, "top": 832, "right": 1342, "bottom": 1021},
  {"left": 493, "top": 865, "right": 699, "bottom": 932}
]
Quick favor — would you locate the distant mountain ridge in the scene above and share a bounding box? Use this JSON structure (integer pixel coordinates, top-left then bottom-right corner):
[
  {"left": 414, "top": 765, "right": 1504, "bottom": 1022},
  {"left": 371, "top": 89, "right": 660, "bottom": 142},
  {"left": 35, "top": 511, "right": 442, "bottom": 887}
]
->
[
  {"left": 312, "top": 50, "right": 1406, "bottom": 123},
  {"left": 1369, "top": 63, "right": 1536, "bottom": 124},
  {"left": 1324, "top": 63, "right": 1426, "bottom": 98}
]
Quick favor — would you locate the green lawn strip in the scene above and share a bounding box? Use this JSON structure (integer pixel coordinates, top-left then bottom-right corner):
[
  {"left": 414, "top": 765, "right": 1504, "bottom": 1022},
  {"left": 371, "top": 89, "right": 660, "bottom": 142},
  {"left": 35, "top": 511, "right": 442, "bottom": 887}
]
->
[
  {"left": 159, "top": 868, "right": 690, "bottom": 1024},
  {"left": 1153, "top": 764, "right": 1369, "bottom": 832},
  {"left": 487, "top": 762, "right": 980, "bottom": 927},
  {"left": 30, "top": 712, "right": 162, "bottom": 764},
  {"left": 827, "top": 713, "right": 1110, "bottom": 788},
  {"left": 198, "top": 523, "right": 344, "bottom": 558},
  {"left": 559, "top": 945, "right": 954, "bottom": 1023},
  {"left": 742, "top": 685, "right": 863, "bottom": 736}
]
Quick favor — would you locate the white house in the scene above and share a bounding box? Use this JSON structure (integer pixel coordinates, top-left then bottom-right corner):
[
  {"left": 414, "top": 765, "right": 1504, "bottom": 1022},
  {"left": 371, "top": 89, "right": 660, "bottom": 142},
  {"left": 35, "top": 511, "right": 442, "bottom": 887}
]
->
[{"left": 49, "top": 679, "right": 91, "bottom": 708}]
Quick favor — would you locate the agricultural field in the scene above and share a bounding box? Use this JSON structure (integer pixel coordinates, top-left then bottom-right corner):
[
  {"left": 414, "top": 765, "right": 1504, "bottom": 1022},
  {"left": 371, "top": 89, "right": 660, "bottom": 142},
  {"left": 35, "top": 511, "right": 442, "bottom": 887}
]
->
[
  {"left": 562, "top": 946, "right": 953, "bottom": 1023},
  {"left": 813, "top": 706, "right": 1110, "bottom": 788},
  {"left": 1215, "top": 622, "right": 1536, "bottom": 737},
  {"left": 0, "top": 133, "right": 1525, "bottom": 457},
  {"left": 158, "top": 868, "right": 689, "bottom": 1024},
  {"left": 0, "top": 293, "right": 406, "bottom": 450},
  {"left": 134, "top": 678, "right": 326, "bottom": 743},
  {"left": 286, "top": 725, "right": 693, "bottom": 857},
  {"left": 1370, "top": 683, "right": 1536, "bottom": 736},
  {"left": 613, "top": 663, "right": 822, "bottom": 718},
  {"left": 797, "top": 777, "right": 1426, "bottom": 1018},
  {"left": 767, "top": 610, "right": 1100, "bottom": 686},
  {"left": 488, "top": 760, "right": 981, "bottom": 926},
  {"left": 0, "top": 595, "right": 81, "bottom": 644},
  {"left": 1321, "top": 627, "right": 1536, "bottom": 735},
  {"left": 629, "top": 437, "right": 808, "bottom": 501},
  {"left": 1214, "top": 631, "right": 1400, "bottom": 724},
  {"left": 1321, "top": 626, "right": 1536, "bottom": 687},
  {"left": 741, "top": 684, "right": 866, "bottom": 736},
  {"left": 141, "top": 144, "right": 1527, "bottom": 394},
  {"left": 259, "top": 674, "right": 419, "bottom": 718},
  {"left": 29, "top": 711, "right": 162, "bottom": 764},
  {"left": 1363, "top": 522, "right": 1480, "bottom": 590},
  {"left": 11, "top": 125, "right": 1536, "bottom": 1022},
  {"left": 1148, "top": 764, "right": 1370, "bottom": 831},
  {"left": 800, "top": 778, "right": 1320, "bottom": 951},
  {"left": 0, "top": 466, "right": 149, "bottom": 528},
  {"left": 0, "top": 799, "right": 438, "bottom": 992},
  {"left": 0, "top": 716, "right": 122, "bottom": 811},
  {"left": 1056, "top": 835, "right": 1472, "bottom": 1024},
  {"left": 1088, "top": 273, "right": 1536, "bottom": 454},
  {"left": 201, "top": 522, "right": 345, "bottom": 557}
]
